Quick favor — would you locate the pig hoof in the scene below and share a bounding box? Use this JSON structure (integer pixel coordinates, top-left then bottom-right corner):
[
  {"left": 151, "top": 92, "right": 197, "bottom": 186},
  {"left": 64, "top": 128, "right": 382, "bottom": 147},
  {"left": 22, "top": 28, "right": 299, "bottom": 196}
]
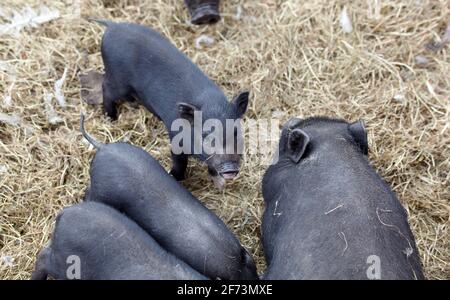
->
[
  {"left": 169, "top": 169, "right": 185, "bottom": 181},
  {"left": 190, "top": 5, "right": 220, "bottom": 25},
  {"left": 211, "top": 175, "right": 226, "bottom": 191},
  {"left": 104, "top": 112, "right": 118, "bottom": 121}
]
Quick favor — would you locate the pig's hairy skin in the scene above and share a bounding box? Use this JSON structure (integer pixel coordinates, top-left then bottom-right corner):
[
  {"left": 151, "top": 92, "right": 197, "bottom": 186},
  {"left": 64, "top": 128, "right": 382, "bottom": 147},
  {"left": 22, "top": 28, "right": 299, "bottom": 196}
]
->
[
  {"left": 262, "top": 117, "right": 424, "bottom": 280},
  {"left": 32, "top": 202, "right": 207, "bottom": 280},
  {"left": 79, "top": 115, "right": 258, "bottom": 280}
]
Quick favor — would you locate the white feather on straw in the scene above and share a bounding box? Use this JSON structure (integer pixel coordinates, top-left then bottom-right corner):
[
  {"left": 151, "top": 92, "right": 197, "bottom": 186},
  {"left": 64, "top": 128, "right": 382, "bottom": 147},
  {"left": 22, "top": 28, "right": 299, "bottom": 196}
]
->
[
  {"left": 340, "top": 7, "right": 353, "bottom": 33},
  {"left": 54, "top": 67, "right": 68, "bottom": 108},
  {"left": 43, "top": 92, "right": 63, "bottom": 125},
  {"left": 195, "top": 35, "right": 215, "bottom": 49},
  {"left": 3, "top": 78, "right": 15, "bottom": 107},
  {"left": 233, "top": 6, "right": 243, "bottom": 21},
  {"left": 0, "top": 112, "right": 21, "bottom": 126},
  {"left": 1, "top": 255, "right": 14, "bottom": 267},
  {"left": 0, "top": 5, "right": 60, "bottom": 36},
  {"left": 0, "top": 164, "right": 8, "bottom": 175}
]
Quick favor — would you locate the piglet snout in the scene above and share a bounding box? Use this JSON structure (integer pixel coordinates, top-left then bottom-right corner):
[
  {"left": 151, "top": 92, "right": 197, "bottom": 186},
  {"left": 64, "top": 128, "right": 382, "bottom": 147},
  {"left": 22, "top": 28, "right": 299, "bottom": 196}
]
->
[
  {"left": 217, "top": 162, "right": 240, "bottom": 179},
  {"left": 221, "top": 171, "right": 238, "bottom": 180}
]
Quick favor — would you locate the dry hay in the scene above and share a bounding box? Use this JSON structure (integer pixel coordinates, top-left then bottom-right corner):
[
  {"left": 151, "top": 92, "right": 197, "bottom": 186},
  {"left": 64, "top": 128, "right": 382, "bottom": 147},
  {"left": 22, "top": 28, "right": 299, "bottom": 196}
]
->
[{"left": 0, "top": 0, "right": 449, "bottom": 279}]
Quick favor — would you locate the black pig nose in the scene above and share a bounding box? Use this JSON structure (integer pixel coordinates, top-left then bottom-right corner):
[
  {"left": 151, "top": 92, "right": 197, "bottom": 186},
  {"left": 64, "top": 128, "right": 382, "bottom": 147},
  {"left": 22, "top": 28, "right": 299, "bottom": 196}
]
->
[
  {"left": 217, "top": 162, "right": 239, "bottom": 179},
  {"left": 217, "top": 162, "right": 239, "bottom": 173}
]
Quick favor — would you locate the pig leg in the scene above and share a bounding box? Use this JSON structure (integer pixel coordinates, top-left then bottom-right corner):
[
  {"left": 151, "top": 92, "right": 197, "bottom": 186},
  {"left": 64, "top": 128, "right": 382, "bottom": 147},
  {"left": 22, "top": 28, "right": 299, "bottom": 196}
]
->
[
  {"left": 31, "top": 246, "right": 51, "bottom": 280},
  {"left": 126, "top": 93, "right": 142, "bottom": 109},
  {"left": 102, "top": 79, "right": 119, "bottom": 120},
  {"left": 102, "top": 75, "right": 131, "bottom": 120},
  {"left": 169, "top": 152, "right": 188, "bottom": 181}
]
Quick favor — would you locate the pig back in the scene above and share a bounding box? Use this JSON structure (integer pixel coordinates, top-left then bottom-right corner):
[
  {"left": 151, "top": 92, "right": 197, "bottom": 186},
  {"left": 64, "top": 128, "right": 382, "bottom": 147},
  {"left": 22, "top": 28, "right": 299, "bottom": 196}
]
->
[
  {"left": 262, "top": 145, "right": 423, "bottom": 279},
  {"left": 101, "top": 22, "right": 221, "bottom": 125},
  {"left": 48, "top": 202, "right": 207, "bottom": 279},
  {"left": 87, "top": 143, "right": 254, "bottom": 279}
]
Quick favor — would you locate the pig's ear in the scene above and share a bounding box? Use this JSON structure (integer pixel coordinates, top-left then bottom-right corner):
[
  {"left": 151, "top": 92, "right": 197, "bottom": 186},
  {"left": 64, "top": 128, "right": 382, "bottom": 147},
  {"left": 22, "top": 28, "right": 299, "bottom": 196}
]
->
[
  {"left": 284, "top": 117, "right": 303, "bottom": 129},
  {"left": 348, "top": 120, "right": 368, "bottom": 155},
  {"left": 232, "top": 91, "right": 249, "bottom": 117},
  {"left": 178, "top": 102, "right": 198, "bottom": 123},
  {"left": 287, "top": 128, "right": 310, "bottom": 163}
]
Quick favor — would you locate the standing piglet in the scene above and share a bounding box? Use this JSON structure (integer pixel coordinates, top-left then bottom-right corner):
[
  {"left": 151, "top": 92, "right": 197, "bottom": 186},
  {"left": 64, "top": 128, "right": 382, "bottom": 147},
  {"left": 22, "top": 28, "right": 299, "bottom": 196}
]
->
[
  {"left": 81, "top": 115, "right": 258, "bottom": 280},
  {"left": 91, "top": 20, "right": 249, "bottom": 190},
  {"left": 262, "top": 117, "right": 424, "bottom": 280},
  {"left": 32, "top": 202, "right": 207, "bottom": 280}
]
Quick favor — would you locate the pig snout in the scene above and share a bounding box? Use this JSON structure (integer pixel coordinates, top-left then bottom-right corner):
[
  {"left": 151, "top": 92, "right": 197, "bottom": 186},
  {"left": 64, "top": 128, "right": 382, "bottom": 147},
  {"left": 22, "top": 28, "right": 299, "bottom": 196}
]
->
[
  {"left": 207, "top": 155, "right": 241, "bottom": 190},
  {"left": 209, "top": 162, "right": 239, "bottom": 190},
  {"left": 216, "top": 161, "right": 240, "bottom": 179}
]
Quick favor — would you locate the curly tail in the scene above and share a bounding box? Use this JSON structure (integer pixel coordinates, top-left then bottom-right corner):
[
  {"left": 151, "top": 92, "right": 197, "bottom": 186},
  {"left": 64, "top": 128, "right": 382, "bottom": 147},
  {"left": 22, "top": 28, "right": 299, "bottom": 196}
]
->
[
  {"left": 86, "top": 18, "right": 112, "bottom": 27},
  {"left": 80, "top": 114, "right": 103, "bottom": 149}
]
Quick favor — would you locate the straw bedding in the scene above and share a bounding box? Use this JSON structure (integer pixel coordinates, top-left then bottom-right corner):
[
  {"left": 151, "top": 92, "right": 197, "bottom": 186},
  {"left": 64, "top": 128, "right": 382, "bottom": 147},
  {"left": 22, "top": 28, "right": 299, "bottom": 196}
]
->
[{"left": 0, "top": 0, "right": 448, "bottom": 279}]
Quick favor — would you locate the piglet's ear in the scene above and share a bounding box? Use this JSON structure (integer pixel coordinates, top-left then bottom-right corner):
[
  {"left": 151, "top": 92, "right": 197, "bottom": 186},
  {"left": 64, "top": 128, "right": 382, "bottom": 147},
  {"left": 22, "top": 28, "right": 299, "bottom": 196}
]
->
[
  {"left": 178, "top": 102, "right": 198, "bottom": 124},
  {"left": 287, "top": 128, "right": 310, "bottom": 163},
  {"left": 232, "top": 91, "right": 249, "bottom": 117},
  {"left": 348, "top": 120, "right": 368, "bottom": 155},
  {"left": 284, "top": 117, "right": 303, "bottom": 129}
]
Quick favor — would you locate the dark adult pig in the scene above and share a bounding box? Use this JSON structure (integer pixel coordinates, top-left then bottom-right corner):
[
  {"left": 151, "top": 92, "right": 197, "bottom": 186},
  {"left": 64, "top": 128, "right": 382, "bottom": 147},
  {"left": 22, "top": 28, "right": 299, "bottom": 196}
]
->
[
  {"left": 31, "top": 202, "right": 207, "bottom": 280},
  {"left": 184, "top": 0, "right": 221, "bottom": 25},
  {"left": 90, "top": 20, "right": 249, "bottom": 189},
  {"left": 80, "top": 115, "right": 258, "bottom": 280},
  {"left": 261, "top": 117, "right": 424, "bottom": 280}
]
